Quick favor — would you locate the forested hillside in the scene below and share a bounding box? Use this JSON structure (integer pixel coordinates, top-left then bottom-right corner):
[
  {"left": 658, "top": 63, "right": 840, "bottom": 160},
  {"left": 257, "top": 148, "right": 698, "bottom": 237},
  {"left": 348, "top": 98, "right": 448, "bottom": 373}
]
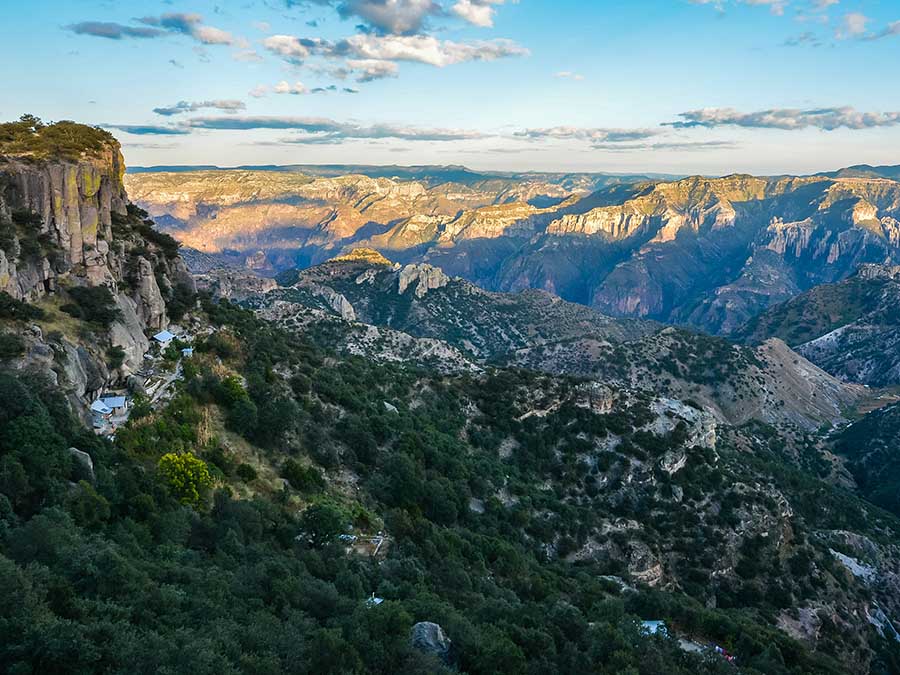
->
[{"left": 4, "top": 294, "right": 900, "bottom": 673}]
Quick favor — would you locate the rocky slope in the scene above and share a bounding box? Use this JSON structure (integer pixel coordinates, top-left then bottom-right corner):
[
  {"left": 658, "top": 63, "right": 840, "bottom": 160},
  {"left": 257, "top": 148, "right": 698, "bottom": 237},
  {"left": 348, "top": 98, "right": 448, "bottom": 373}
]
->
[
  {"left": 225, "top": 251, "right": 863, "bottom": 432},
  {"left": 127, "top": 167, "right": 900, "bottom": 334},
  {"left": 737, "top": 264, "right": 900, "bottom": 386},
  {"left": 1, "top": 120, "right": 194, "bottom": 411}
]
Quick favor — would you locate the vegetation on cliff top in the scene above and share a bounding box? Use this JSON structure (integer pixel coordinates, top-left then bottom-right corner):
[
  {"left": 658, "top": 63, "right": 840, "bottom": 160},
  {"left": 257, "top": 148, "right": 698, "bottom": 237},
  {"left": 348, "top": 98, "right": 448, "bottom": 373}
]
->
[{"left": 0, "top": 114, "right": 115, "bottom": 162}]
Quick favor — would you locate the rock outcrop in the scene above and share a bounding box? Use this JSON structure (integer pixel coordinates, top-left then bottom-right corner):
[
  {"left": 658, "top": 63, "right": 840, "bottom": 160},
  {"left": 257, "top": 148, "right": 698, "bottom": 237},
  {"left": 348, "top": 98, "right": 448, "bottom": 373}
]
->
[
  {"left": 397, "top": 263, "right": 450, "bottom": 297},
  {"left": 1, "top": 130, "right": 195, "bottom": 408},
  {"left": 0, "top": 146, "right": 127, "bottom": 299},
  {"left": 410, "top": 622, "right": 452, "bottom": 663}
]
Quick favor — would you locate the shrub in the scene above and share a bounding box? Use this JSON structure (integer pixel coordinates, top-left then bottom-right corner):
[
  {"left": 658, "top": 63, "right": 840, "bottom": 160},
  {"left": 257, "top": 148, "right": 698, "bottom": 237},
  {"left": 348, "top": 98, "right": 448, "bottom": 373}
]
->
[
  {"left": 0, "top": 332, "right": 25, "bottom": 359},
  {"left": 61, "top": 285, "right": 122, "bottom": 328},
  {"left": 281, "top": 458, "right": 325, "bottom": 493},
  {"left": 236, "top": 463, "right": 258, "bottom": 483},
  {"left": 106, "top": 345, "right": 126, "bottom": 370},
  {"left": 0, "top": 292, "right": 44, "bottom": 321},
  {"left": 157, "top": 452, "right": 213, "bottom": 508}
]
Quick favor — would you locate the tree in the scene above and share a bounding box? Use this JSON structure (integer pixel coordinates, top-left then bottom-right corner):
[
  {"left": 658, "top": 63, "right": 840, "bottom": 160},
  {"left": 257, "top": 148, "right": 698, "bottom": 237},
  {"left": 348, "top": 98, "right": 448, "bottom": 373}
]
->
[
  {"left": 300, "top": 501, "right": 347, "bottom": 548},
  {"left": 157, "top": 452, "right": 212, "bottom": 508}
]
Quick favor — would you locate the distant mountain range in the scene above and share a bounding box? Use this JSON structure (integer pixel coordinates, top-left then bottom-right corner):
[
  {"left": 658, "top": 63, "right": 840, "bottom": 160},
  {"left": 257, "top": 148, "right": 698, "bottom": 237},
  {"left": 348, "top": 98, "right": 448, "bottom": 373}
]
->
[{"left": 126, "top": 164, "right": 900, "bottom": 336}]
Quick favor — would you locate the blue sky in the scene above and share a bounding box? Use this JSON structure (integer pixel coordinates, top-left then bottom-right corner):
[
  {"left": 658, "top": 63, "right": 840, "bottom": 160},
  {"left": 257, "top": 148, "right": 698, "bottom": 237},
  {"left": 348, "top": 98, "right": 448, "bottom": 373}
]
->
[{"left": 1, "top": 0, "right": 899, "bottom": 174}]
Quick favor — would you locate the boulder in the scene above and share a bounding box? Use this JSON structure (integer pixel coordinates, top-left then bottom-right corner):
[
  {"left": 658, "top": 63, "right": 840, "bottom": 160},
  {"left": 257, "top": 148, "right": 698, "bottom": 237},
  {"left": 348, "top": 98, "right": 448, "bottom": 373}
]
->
[
  {"left": 410, "top": 622, "right": 452, "bottom": 663},
  {"left": 68, "top": 447, "right": 95, "bottom": 483}
]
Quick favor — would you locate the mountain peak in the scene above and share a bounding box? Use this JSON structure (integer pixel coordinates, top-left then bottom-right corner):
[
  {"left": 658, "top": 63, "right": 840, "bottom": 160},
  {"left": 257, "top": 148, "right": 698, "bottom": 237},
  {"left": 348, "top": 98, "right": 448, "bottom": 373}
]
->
[{"left": 329, "top": 248, "right": 394, "bottom": 266}]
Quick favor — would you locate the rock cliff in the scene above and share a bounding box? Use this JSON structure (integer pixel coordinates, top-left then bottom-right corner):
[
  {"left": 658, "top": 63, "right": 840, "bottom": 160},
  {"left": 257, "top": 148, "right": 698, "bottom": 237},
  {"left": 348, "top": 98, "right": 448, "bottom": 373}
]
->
[{"left": 1, "top": 124, "right": 195, "bottom": 411}]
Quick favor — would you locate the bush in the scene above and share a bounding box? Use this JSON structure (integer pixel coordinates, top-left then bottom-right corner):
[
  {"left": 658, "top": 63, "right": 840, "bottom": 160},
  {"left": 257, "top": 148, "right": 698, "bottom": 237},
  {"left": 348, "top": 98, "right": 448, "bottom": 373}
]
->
[
  {"left": 236, "top": 463, "right": 258, "bottom": 483},
  {"left": 281, "top": 458, "right": 325, "bottom": 493},
  {"left": 0, "top": 332, "right": 25, "bottom": 359},
  {"left": 157, "top": 452, "right": 213, "bottom": 508},
  {"left": 136, "top": 222, "right": 180, "bottom": 259},
  {"left": 0, "top": 292, "right": 44, "bottom": 321},
  {"left": 106, "top": 345, "right": 126, "bottom": 370},
  {"left": 61, "top": 285, "right": 122, "bottom": 328},
  {"left": 166, "top": 282, "right": 196, "bottom": 322}
]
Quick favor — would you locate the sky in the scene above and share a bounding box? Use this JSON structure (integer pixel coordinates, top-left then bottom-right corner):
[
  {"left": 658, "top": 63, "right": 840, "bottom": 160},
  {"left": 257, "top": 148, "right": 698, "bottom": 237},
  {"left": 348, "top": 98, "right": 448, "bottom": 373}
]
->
[{"left": 1, "top": 0, "right": 899, "bottom": 175}]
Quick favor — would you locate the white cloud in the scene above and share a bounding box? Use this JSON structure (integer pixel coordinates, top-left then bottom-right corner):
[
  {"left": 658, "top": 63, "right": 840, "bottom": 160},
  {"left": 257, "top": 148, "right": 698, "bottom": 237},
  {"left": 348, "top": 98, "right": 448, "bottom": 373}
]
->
[
  {"left": 249, "top": 85, "right": 270, "bottom": 98},
  {"left": 555, "top": 71, "right": 585, "bottom": 81},
  {"left": 835, "top": 12, "right": 869, "bottom": 39},
  {"left": 345, "top": 59, "right": 400, "bottom": 81},
  {"left": 667, "top": 106, "right": 900, "bottom": 130},
  {"left": 262, "top": 34, "right": 311, "bottom": 63},
  {"left": 274, "top": 80, "right": 310, "bottom": 95},
  {"left": 339, "top": 33, "right": 529, "bottom": 67},
  {"left": 451, "top": 0, "right": 507, "bottom": 28},
  {"left": 183, "top": 115, "right": 489, "bottom": 142}
]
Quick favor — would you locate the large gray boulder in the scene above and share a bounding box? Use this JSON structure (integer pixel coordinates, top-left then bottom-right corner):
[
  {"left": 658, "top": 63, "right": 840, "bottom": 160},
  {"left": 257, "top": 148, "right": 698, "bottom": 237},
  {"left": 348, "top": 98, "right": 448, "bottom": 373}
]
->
[
  {"left": 68, "top": 447, "right": 95, "bottom": 483},
  {"left": 410, "top": 622, "right": 451, "bottom": 663}
]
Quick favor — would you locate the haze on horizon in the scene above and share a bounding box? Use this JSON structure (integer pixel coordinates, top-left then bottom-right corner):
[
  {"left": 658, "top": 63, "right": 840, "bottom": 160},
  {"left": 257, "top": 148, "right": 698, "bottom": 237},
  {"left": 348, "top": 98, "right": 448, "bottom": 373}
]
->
[{"left": 1, "top": 0, "right": 899, "bottom": 176}]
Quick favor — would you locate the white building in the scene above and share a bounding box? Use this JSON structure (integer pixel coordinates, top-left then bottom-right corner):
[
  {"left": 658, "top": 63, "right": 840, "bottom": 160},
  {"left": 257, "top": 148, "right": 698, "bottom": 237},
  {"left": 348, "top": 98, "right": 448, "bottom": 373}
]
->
[{"left": 152, "top": 330, "right": 176, "bottom": 348}]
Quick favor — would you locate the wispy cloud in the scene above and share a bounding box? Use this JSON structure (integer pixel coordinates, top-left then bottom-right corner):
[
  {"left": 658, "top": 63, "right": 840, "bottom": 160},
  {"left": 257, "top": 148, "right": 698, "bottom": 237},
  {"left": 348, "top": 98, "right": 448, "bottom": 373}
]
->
[
  {"left": 262, "top": 32, "right": 529, "bottom": 68},
  {"left": 152, "top": 100, "right": 246, "bottom": 116},
  {"left": 345, "top": 58, "right": 400, "bottom": 81},
  {"left": 666, "top": 106, "right": 900, "bottom": 130},
  {"left": 592, "top": 140, "right": 739, "bottom": 152},
  {"left": 689, "top": 0, "right": 787, "bottom": 15},
  {"left": 138, "top": 13, "right": 238, "bottom": 46},
  {"left": 515, "top": 126, "right": 662, "bottom": 145},
  {"left": 555, "top": 71, "right": 585, "bottom": 81},
  {"left": 183, "top": 115, "right": 488, "bottom": 142},
  {"left": 863, "top": 20, "right": 900, "bottom": 41},
  {"left": 835, "top": 12, "right": 869, "bottom": 39},
  {"left": 68, "top": 12, "right": 241, "bottom": 47},
  {"left": 65, "top": 21, "right": 163, "bottom": 40},
  {"left": 783, "top": 31, "right": 822, "bottom": 47},
  {"left": 103, "top": 124, "right": 191, "bottom": 136},
  {"left": 338, "top": 34, "right": 528, "bottom": 66}
]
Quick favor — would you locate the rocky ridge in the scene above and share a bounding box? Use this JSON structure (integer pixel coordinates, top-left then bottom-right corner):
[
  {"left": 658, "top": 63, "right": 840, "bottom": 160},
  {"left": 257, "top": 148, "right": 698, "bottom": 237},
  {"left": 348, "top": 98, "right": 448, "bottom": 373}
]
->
[{"left": 227, "top": 252, "right": 863, "bottom": 432}]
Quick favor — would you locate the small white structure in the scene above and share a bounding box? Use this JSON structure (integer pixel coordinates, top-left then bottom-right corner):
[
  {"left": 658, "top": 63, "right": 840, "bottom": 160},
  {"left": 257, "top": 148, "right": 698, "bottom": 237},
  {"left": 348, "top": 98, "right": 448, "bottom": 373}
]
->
[
  {"left": 153, "top": 330, "right": 176, "bottom": 347},
  {"left": 100, "top": 396, "right": 127, "bottom": 415},
  {"left": 365, "top": 593, "right": 384, "bottom": 608},
  {"left": 181, "top": 347, "right": 194, "bottom": 358}
]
